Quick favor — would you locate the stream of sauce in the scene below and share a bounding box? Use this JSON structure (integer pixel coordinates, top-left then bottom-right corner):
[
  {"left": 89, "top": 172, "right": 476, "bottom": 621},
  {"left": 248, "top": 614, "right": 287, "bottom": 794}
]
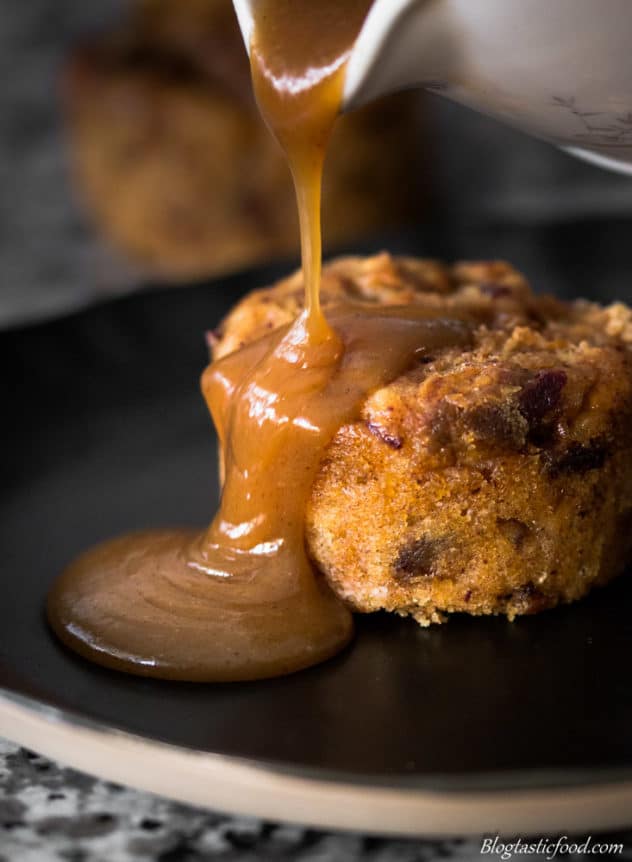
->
[{"left": 47, "top": 1, "right": 471, "bottom": 681}]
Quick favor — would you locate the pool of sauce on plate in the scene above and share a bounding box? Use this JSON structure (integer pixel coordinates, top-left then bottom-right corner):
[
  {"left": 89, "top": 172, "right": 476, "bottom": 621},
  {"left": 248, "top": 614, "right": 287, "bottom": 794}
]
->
[{"left": 47, "top": 0, "right": 471, "bottom": 681}]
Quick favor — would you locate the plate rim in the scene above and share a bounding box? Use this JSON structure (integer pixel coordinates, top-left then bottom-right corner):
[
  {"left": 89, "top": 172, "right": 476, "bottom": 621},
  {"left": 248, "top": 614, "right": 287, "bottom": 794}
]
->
[{"left": 2, "top": 687, "right": 632, "bottom": 837}]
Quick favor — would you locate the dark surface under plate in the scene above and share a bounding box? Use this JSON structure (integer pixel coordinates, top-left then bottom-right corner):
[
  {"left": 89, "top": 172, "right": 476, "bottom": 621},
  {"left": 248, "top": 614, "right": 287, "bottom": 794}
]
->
[{"left": 2, "top": 220, "right": 632, "bottom": 791}]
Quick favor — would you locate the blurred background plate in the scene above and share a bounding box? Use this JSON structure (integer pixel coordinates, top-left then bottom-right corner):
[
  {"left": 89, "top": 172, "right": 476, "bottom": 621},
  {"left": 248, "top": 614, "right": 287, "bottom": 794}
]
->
[{"left": 1, "top": 244, "right": 632, "bottom": 835}]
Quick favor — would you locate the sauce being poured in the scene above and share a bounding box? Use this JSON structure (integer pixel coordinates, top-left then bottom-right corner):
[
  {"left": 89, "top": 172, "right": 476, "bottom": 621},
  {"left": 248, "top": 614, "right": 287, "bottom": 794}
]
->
[
  {"left": 250, "top": 0, "right": 374, "bottom": 334},
  {"left": 47, "top": 1, "right": 471, "bottom": 681}
]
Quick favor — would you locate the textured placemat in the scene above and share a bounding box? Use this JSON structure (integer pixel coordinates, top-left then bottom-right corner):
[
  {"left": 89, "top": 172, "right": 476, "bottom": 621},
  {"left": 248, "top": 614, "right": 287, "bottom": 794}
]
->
[{"left": 0, "top": 739, "right": 479, "bottom": 862}]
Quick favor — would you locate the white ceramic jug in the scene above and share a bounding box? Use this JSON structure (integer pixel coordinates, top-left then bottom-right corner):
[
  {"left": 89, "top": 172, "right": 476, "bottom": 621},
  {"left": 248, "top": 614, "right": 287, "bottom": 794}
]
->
[{"left": 233, "top": 0, "right": 632, "bottom": 174}]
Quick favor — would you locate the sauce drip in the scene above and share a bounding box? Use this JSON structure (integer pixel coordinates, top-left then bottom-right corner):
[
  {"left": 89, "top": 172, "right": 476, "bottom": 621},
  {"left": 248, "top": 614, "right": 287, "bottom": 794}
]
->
[
  {"left": 250, "top": 0, "right": 374, "bottom": 334},
  {"left": 47, "top": 1, "right": 471, "bottom": 681}
]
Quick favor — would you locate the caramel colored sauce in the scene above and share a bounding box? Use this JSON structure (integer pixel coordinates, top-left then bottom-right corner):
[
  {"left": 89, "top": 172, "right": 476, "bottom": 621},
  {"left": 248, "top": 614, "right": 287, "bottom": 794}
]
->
[
  {"left": 250, "top": 0, "right": 374, "bottom": 333},
  {"left": 48, "top": 309, "right": 469, "bottom": 680},
  {"left": 47, "top": 1, "right": 472, "bottom": 681}
]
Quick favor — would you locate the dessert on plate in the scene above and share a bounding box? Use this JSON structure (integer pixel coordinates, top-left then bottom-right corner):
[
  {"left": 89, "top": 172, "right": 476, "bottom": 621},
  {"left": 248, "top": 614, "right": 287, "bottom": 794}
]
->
[
  {"left": 211, "top": 252, "right": 632, "bottom": 625},
  {"left": 48, "top": 0, "right": 632, "bottom": 684}
]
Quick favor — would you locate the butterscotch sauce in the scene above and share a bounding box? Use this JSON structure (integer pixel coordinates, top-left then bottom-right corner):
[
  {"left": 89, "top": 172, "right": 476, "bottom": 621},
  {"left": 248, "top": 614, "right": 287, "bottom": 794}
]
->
[
  {"left": 250, "top": 0, "right": 374, "bottom": 333},
  {"left": 47, "top": 1, "right": 472, "bottom": 681}
]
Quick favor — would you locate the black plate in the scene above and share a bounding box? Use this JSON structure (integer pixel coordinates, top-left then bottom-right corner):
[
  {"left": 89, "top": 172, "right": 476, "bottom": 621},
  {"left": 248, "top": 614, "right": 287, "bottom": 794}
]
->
[{"left": 2, "top": 221, "right": 632, "bottom": 792}]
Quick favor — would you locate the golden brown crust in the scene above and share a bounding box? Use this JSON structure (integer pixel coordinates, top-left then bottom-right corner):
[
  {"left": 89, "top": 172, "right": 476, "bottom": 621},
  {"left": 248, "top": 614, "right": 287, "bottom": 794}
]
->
[
  {"left": 213, "top": 253, "right": 632, "bottom": 624},
  {"left": 62, "top": 0, "right": 423, "bottom": 278}
]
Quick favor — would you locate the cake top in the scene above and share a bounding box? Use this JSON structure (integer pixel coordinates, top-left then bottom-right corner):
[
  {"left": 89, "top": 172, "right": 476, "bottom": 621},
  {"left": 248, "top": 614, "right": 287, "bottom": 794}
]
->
[{"left": 212, "top": 253, "right": 632, "bottom": 472}]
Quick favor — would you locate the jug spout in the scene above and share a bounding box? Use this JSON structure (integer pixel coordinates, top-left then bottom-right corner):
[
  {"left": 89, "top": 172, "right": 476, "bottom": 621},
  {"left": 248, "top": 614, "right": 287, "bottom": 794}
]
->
[
  {"left": 233, "top": 0, "right": 632, "bottom": 175},
  {"left": 231, "top": 0, "right": 456, "bottom": 104}
]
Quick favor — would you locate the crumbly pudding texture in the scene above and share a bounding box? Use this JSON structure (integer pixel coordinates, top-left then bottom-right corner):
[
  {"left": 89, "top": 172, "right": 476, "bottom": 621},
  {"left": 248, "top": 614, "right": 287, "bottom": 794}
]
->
[{"left": 212, "top": 253, "right": 632, "bottom": 626}]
